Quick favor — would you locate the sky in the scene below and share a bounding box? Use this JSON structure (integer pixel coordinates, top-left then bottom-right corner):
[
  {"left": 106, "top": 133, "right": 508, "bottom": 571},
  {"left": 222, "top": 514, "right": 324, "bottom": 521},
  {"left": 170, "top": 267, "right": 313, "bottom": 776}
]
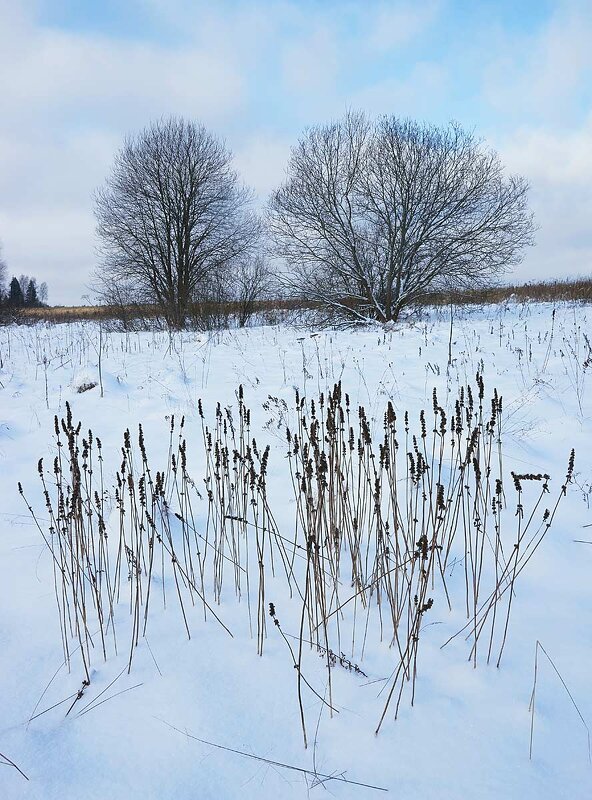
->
[{"left": 0, "top": 0, "right": 591, "bottom": 305}]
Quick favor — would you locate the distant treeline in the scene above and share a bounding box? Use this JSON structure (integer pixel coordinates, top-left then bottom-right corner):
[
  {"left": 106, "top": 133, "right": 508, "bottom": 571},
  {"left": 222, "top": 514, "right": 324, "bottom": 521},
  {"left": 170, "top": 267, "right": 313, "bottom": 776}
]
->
[{"left": 6, "top": 277, "right": 592, "bottom": 326}]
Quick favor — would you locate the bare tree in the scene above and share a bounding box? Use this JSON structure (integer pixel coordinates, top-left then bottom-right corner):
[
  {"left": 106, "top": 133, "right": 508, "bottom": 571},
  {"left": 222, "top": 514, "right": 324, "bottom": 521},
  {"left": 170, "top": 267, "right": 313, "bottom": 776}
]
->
[
  {"left": 269, "top": 112, "right": 534, "bottom": 324},
  {"left": 18, "top": 274, "right": 31, "bottom": 299},
  {"left": 231, "top": 257, "right": 274, "bottom": 327},
  {"left": 94, "top": 117, "right": 261, "bottom": 328}
]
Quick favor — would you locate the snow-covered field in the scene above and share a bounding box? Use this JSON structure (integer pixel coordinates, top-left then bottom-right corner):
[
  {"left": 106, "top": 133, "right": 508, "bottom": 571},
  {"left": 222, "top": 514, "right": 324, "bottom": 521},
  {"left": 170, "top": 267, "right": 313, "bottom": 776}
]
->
[{"left": 1, "top": 302, "right": 591, "bottom": 800}]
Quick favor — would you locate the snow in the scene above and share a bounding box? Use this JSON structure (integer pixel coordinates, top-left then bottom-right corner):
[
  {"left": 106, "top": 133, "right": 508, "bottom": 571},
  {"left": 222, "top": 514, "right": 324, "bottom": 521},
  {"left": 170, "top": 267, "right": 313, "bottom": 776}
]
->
[{"left": 1, "top": 302, "right": 591, "bottom": 799}]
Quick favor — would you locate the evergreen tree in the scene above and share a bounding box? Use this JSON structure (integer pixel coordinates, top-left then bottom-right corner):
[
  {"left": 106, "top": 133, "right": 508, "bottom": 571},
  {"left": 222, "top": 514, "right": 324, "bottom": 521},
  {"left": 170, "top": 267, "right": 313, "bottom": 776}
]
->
[
  {"left": 8, "top": 276, "right": 24, "bottom": 307},
  {"left": 25, "top": 278, "right": 38, "bottom": 306}
]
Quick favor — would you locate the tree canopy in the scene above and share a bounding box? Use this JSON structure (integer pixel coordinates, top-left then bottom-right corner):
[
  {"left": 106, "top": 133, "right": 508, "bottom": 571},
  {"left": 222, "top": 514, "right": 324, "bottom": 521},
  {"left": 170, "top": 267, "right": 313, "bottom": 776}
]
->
[
  {"left": 269, "top": 112, "right": 534, "bottom": 324},
  {"left": 94, "top": 117, "right": 260, "bottom": 328}
]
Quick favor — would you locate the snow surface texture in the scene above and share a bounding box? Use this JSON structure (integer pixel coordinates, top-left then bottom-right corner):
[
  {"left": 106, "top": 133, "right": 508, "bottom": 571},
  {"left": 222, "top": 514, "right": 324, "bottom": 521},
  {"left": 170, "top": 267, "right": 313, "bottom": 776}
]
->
[{"left": 1, "top": 303, "right": 591, "bottom": 800}]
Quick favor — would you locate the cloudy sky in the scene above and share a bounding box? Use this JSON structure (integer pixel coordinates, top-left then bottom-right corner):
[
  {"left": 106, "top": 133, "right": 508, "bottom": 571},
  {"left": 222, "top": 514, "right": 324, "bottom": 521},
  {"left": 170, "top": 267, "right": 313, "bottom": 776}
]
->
[{"left": 0, "top": 0, "right": 591, "bottom": 305}]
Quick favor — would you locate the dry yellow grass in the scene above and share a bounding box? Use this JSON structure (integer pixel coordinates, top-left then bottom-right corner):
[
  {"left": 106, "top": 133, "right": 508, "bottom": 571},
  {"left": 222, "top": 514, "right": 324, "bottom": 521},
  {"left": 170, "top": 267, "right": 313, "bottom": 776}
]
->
[
  {"left": 22, "top": 306, "right": 105, "bottom": 320},
  {"left": 6, "top": 277, "right": 592, "bottom": 325}
]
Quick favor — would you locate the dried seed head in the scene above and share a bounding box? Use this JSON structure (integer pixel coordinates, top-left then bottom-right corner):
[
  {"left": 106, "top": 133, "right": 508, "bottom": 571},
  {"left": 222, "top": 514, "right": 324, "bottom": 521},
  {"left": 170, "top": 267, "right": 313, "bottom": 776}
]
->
[
  {"left": 567, "top": 449, "right": 575, "bottom": 480},
  {"left": 476, "top": 372, "right": 484, "bottom": 401}
]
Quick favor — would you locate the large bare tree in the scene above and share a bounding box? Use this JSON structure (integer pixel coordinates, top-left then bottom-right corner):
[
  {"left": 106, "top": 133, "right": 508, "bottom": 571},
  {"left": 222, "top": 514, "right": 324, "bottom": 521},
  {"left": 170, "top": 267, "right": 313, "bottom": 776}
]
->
[
  {"left": 94, "top": 117, "right": 260, "bottom": 328},
  {"left": 232, "top": 256, "right": 274, "bottom": 327},
  {"left": 269, "top": 112, "right": 534, "bottom": 324}
]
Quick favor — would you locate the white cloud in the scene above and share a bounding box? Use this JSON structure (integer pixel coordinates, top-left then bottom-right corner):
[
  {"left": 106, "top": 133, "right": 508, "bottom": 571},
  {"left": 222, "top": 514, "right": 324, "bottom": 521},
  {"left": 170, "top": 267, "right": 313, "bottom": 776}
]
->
[
  {"left": 496, "top": 117, "right": 592, "bottom": 282},
  {"left": 500, "top": 120, "right": 592, "bottom": 186},
  {"left": 350, "top": 61, "right": 448, "bottom": 119},
  {"left": 364, "top": 0, "right": 441, "bottom": 53},
  {"left": 282, "top": 27, "right": 339, "bottom": 95},
  {"left": 0, "top": 32, "right": 245, "bottom": 129},
  {"left": 482, "top": 1, "right": 592, "bottom": 122},
  {"left": 233, "top": 134, "right": 292, "bottom": 200}
]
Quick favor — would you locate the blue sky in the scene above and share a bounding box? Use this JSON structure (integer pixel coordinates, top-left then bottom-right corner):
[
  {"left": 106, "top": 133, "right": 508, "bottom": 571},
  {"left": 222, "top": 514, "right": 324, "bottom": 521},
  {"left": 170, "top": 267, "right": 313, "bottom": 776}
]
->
[{"left": 1, "top": 0, "right": 591, "bottom": 304}]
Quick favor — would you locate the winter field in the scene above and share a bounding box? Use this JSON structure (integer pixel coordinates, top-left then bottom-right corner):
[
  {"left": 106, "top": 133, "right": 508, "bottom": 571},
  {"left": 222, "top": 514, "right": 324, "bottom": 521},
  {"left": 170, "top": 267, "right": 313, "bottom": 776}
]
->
[{"left": 1, "top": 301, "right": 591, "bottom": 800}]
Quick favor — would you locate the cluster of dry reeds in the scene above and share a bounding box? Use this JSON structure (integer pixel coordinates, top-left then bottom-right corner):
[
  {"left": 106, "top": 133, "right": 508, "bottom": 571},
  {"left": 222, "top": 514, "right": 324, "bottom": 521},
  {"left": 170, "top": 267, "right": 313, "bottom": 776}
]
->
[
  {"left": 283, "top": 378, "right": 574, "bottom": 735},
  {"left": 21, "top": 376, "right": 573, "bottom": 740}
]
